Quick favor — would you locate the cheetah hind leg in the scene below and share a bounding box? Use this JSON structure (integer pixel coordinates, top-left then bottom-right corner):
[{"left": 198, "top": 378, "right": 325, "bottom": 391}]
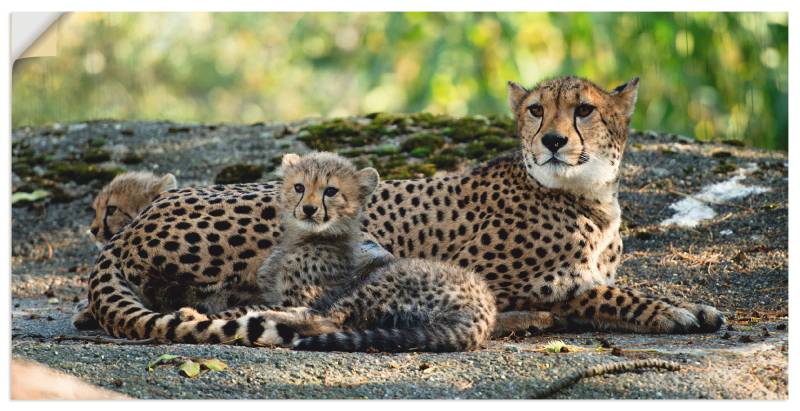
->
[
  {"left": 492, "top": 311, "right": 556, "bottom": 338},
  {"left": 71, "top": 299, "right": 99, "bottom": 330},
  {"left": 552, "top": 285, "right": 724, "bottom": 334}
]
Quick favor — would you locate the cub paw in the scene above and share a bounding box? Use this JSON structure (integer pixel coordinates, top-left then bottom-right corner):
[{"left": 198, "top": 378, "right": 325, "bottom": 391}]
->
[{"left": 176, "top": 307, "right": 208, "bottom": 322}]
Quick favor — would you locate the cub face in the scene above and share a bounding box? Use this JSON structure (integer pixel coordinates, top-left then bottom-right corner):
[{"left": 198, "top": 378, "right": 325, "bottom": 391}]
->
[
  {"left": 279, "top": 152, "right": 379, "bottom": 235},
  {"left": 89, "top": 171, "right": 177, "bottom": 248},
  {"left": 507, "top": 76, "right": 639, "bottom": 197}
]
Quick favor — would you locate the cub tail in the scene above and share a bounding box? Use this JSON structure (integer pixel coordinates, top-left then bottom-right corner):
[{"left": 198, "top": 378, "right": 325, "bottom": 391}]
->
[{"left": 292, "top": 325, "right": 485, "bottom": 353}]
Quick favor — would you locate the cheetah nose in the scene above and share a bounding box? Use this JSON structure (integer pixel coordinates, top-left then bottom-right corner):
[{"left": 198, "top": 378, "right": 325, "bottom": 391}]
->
[
  {"left": 542, "top": 133, "right": 568, "bottom": 153},
  {"left": 302, "top": 205, "right": 318, "bottom": 217}
]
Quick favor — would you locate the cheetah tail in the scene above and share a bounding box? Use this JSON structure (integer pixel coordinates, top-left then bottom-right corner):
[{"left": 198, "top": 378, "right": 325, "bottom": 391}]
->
[
  {"left": 85, "top": 247, "right": 292, "bottom": 346},
  {"left": 291, "top": 326, "right": 481, "bottom": 353}
]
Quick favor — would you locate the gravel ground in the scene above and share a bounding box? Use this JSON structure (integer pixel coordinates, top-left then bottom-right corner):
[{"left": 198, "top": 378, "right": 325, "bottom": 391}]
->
[{"left": 10, "top": 118, "right": 788, "bottom": 399}]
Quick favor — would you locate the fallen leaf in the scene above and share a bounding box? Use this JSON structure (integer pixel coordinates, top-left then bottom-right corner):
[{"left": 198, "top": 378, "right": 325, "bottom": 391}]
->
[
  {"left": 544, "top": 340, "right": 566, "bottom": 353},
  {"left": 179, "top": 360, "right": 201, "bottom": 378},
  {"left": 147, "top": 354, "right": 179, "bottom": 371},
  {"left": 11, "top": 190, "right": 50, "bottom": 204},
  {"left": 200, "top": 358, "right": 227, "bottom": 372}
]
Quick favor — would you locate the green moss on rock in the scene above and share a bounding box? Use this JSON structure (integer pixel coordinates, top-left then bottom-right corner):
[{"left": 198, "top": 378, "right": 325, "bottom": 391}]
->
[
  {"left": 214, "top": 164, "right": 265, "bottom": 184},
  {"left": 401, "top": 133, "right": 445, "bottom": 152},
  {"left": 46, "top": 161, "right": 123, "bottom": 184},
  {"left": 299, "top": 118, "right": 382, "bottom": 151},
  {"left": 430, "top": 154, "right": 459, "bottom": 170},
  {"left": 82, "top": 147, "right": 111, "bottom": 163},
  {"left": 88, "top": 136, "right": 108, "bottom": 148},
  {"left": 121, "top": 152, "right": 144, "bottom": 165}
]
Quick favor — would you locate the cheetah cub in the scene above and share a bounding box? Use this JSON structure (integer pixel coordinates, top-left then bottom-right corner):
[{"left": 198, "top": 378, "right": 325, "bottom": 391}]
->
[
  {"left": 249, "top": 152, "right": 497, "bottom": 352},
  {"left": 88, "top": 171, "right": 177, "bottom": 248},
  {"left": 254, "top": 151, "right": 392, "bottom": 309},
  {"left": 74, "top": 171, "right": 177, "bottom": 330}
]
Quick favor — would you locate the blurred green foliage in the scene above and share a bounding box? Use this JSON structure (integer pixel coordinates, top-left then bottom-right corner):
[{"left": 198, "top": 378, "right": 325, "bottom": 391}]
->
[{"left": 12, "top": 12, "right": 787, "bottom": 150}]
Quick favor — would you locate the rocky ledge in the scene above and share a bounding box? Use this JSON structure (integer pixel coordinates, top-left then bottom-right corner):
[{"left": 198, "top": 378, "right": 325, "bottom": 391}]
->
[{"left": 11, "top": 116, "right": 787, "bottom": 399}]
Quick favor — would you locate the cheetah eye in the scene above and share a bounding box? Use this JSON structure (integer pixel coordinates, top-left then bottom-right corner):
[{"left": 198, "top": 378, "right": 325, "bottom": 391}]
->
[
  {"left": 575, "top": 103, "right": 595, "bottom": 118},
  {"left": 527, "top": 104, "right": 543, "bottom": 118},
  {"left": 106, "top": 206, "right": 118, "bottom": 215},
  {"left": 294, "top": 184, "right": 305, "bottom": 193},
  {"left": 324, "top": 187, "right": 339, "bottom": 197}
]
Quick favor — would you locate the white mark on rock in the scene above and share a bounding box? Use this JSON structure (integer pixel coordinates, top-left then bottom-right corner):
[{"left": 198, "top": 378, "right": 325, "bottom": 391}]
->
[{"left": 660, "top": 164, "right": 770, "bottom": 228}]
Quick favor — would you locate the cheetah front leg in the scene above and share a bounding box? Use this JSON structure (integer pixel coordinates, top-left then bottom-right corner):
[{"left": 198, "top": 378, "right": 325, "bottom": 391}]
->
[{"left": 551, "top": 285, "right": 724, "bottom": 334}]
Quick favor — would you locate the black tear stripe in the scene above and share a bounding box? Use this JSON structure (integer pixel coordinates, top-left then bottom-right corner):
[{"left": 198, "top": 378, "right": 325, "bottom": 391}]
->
[
  {"left": 572, "top": 112, "right": 586, "bottom": 146},
  {"left": 322, "top": 175, "right": 331, "bottom": 222},
  {"left": 534, "top": 115, "right": 543, "bottom": 140},
  {"left": 293, "top": 191, "right": 304, "bottom": 220},
  {"left": 322, "top": 194, "right": 329, "bottom": 222},
  {"left": 101, "top": 199, "right": 114, "bottom": 241}
]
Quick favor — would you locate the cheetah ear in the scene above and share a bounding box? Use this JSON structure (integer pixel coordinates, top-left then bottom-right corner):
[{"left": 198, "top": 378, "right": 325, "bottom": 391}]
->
[
  {"left": 507, "top": 81, "right": 529, "bottom": 112},
  {"left": 281, "top": 153, "right": 301, "bottom": 169},
  {"left": 611, "top": 77, "right": 639, "bottom": 119},
  {"left": 356, "top": 167, "right": 380, "bottom": 198},
  {"left": 157, "top": 173, "right": 178, "bottom": 192}
]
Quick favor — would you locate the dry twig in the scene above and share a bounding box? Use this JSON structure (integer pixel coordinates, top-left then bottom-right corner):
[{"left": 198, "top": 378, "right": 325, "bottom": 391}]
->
[{"left": 54, "top": 335, "right": 159, "bottom": 345}]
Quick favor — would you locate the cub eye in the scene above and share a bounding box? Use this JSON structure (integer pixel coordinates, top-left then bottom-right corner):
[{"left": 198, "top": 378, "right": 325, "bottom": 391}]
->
[
  {"left": 527, "top": 104, "right": 543, "bottom": 118},
  {"left": 294, "top": 184, "right": 305, "bottom": 193},
  {"left": 575, "top": 103, "right": 595, "bottom": 118},
  {"left": 324, "top": 187, "right": 339, "bottom": 197},
  {"left": 106, "top": 206, "right": 118, "bottom": 215}
]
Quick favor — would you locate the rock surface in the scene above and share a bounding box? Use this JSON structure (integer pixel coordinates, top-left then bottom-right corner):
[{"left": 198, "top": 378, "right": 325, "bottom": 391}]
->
[{"left": 11, "top": 118, "right": 788, "bottom": 399}]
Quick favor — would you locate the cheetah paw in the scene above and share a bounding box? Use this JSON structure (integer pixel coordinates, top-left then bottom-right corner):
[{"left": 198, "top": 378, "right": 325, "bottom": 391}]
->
[
  {"left": 653, "top": 306, "right": 699, "bottom": 334},
  {"left": 176, "top": 307, "right": 209, "bottom": 322},
  {"left": 682, "top": 303, "right": 725, "bottom": 333}
]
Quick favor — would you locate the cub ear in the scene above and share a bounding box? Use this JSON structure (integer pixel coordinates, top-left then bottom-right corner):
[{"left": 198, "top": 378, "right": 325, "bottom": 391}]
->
[
  {"left": 610, "top": 77, "right": 640, "bottom": 119},
  {"left": 507, "top": 81, "right": 529, "bottom": 112},
  {"left": 157, "top": 173, "right": 178, "bottom": 192},
  {"left": 356, "top": 167, "right": 380, "bottom": 198},
  {"left": 281, "top": 153, "right": 301, "bottom": 169}
]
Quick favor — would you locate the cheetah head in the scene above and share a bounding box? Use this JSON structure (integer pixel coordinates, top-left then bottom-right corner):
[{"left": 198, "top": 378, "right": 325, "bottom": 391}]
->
[
  {"left": 89, "top": 171, "right": 177, "bottom": 248},
  {"left": 508, "top": 76, "right": 639, "bottom": 200},
  {"left": 279, "top": 152, "right": 379, "bottom": 236}
]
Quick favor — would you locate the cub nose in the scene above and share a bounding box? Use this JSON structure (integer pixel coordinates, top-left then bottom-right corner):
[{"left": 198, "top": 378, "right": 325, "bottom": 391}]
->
[
  {"left": 541, "top": 133, "right": 568, "bottom": 153},
  {"left": 302, "top": 205, "right": 318, "bottom": 217}
]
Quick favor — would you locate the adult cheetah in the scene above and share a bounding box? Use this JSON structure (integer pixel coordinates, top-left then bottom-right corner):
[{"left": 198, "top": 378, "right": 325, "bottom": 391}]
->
[{"left": 79, "top": 76, "right": 723, "bottom": 344}]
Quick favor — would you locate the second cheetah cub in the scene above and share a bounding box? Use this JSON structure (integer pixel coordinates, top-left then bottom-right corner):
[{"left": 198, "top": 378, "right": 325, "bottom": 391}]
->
[{"left": 256, "top": 152, "right": 497, "bottom": 352}]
